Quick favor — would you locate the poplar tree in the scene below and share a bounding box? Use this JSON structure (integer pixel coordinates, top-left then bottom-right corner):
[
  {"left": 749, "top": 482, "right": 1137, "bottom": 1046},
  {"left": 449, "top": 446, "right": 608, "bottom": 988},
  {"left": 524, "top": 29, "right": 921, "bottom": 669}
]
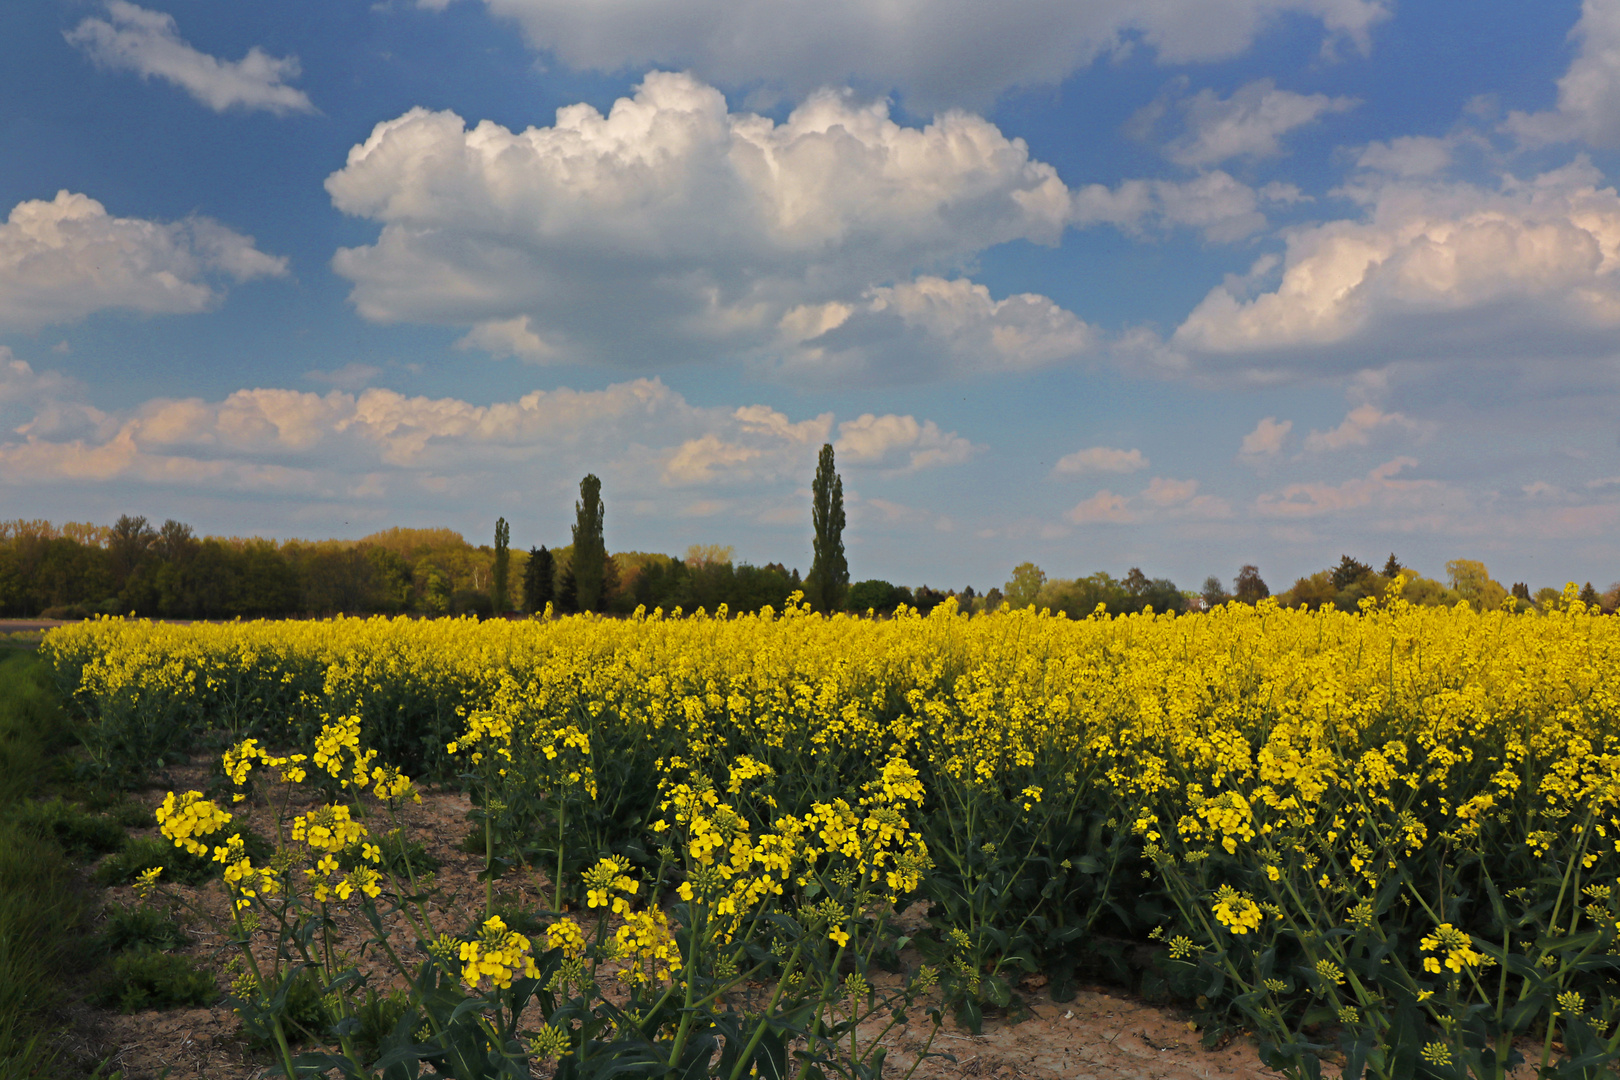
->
[
  {"left": 491, "top": 517, "right": 510, "bottom": 614},
  {"left": 808, "top": 443, "right": 847, "bottom": 612},
  {"left": 572, "top": 474, "right": 606, "bottom": 613}
]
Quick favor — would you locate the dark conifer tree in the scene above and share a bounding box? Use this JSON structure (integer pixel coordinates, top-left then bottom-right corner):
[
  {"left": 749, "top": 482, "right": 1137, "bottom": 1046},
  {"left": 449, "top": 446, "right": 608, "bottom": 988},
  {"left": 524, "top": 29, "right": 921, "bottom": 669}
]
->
[{"left": 522, "top": 545, "right": 555, "bottom": 614}]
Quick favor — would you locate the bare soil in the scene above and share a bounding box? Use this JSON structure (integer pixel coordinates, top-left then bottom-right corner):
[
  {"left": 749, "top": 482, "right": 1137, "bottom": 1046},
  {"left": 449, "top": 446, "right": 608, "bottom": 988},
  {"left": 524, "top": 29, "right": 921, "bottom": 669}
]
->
[{"left": 68, "top": 768, "right": 1304, "bottom": 1080}]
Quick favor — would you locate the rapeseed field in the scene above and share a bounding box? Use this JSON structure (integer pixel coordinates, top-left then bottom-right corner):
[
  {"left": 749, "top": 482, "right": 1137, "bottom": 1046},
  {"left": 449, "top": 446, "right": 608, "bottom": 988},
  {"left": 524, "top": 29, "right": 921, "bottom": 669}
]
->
[{"left": 41, "top": 586, "right": 1620, "bottom": 1078}]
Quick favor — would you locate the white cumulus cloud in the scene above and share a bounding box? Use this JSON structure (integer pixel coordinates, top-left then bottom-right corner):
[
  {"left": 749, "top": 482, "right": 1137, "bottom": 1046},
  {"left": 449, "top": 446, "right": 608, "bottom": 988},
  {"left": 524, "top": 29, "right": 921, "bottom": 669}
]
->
[
  {"left": 434, "top": 0, "right": 1389, "bottom": 109},
  {"left": 774, "top": 276, "right": 1095, "bottom": 382},
  {"left": 326, "top": 72, "right": 1083, "bottom": 382},
  {"left": 1171, "top": 162, "right": 1620, "bottom": 370},
  {"left": 1071, "top": 171, "right": 1301, "bottom": 242},
  {"left": 1504, "top": 0, "right": 1620, "bottom": 148},
  {"left": 1303, "top": 404, "right": 1430, "bottom": 451},
  {"left": 1051, "top": 446, "right": 1147, "bottom": 475},
  {"left": 1255, "top": 456, "right": 1440, "bottom": 517},
  {"left": 67, "top": 1, "right": 315, "bottom": 115},
  {"left": 834, "top": 413, "right": 978, "bottom": 473},
  {"left": 0, "top": 191, "right": 287, "bottom": 331},
  {"left": 1155, "top": 78, "right": 1358, "bottom": 166},
  {"left": 1066, "top": 477, "right": 1229, "bottom": 524},
  {"left": 1239, "top": 416, "right": 1292, "bottom": 459},
  {"left": 1067, "top": 490, "right": 1138, "bottom": 525}
]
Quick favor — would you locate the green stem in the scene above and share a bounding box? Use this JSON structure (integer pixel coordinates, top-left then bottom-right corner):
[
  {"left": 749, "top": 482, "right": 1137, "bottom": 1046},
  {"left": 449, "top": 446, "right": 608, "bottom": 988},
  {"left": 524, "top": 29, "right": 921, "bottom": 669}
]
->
[
  {"left": 554, "top": 799, "right": 567, "bottom": 914},
  {"left": 484, "top": 788, "right": 495, "bottom": 920},
  {"left": 725, "top": 941, "right": 804, "bottom": 1080},
  {"left": 666, "top": 901, "right": 712, "bottom": 1069}
]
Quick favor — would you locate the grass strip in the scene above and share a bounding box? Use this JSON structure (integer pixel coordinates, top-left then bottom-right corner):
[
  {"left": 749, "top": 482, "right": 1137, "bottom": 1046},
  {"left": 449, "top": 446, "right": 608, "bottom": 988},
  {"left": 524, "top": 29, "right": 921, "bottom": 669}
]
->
[{"left": 0, "top": 645, "right": 94, "bottom": 1080}]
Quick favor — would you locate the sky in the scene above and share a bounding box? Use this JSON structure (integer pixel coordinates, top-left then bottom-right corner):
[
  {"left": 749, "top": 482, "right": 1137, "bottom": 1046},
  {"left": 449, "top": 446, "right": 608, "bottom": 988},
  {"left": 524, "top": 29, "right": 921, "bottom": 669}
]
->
[{"left": 3, "top": 0, "right": 1620, "bottom": 594}]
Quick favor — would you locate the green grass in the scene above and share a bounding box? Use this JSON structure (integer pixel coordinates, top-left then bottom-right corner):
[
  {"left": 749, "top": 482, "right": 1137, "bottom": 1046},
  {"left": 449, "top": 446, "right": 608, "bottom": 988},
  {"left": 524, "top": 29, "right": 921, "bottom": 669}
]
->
[
  {"left": 0, "top": 647, "right": 113, "bottom": 1077},
  {"left": 13, "top": 797, "right": 128, "bottom": 861}
]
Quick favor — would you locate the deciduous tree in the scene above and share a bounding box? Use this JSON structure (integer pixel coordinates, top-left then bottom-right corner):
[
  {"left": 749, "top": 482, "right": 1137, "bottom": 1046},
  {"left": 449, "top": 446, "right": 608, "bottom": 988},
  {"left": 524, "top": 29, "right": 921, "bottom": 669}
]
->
[
  {"left": 1234, "top": 565, "right": 1270, "bottom": 605},
  {"left": 1003, "top": 562, "right": 1046, "bottom": 609}
]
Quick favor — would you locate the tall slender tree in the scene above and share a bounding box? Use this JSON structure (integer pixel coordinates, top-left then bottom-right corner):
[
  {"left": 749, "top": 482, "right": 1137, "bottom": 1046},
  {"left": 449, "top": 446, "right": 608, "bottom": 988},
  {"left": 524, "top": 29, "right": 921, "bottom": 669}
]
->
[
  {"left": 572, "top": 474, "right": 607, "bottom": 612},
  {"left": 491, "top": 517, "right": 510, "bottom": 615},
  {"left": 523, "top": 545, "right": 555, "bottom": 614},
  {"left": 807, "top": 443, "right": 847, "bottom": 612}
]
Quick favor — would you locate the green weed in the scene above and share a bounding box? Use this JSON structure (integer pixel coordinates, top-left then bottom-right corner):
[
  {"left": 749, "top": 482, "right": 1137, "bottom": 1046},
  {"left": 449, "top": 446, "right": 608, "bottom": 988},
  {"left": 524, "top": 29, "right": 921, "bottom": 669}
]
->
[
  {"left": 96, "top": 951, "right": 217, "bottom": 1013},
  {"left": 14, "top": 797, "right": 128, "bottom": 861},
  {"left": 97, "top": 901, "right": 186, "bottom": 955}
]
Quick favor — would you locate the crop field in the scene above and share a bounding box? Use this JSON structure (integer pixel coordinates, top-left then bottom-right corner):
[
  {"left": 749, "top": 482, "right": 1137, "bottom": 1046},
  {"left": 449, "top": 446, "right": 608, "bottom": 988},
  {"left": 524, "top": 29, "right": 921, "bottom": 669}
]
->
[{"left": 37, "top": 588, "right": 1620, "bottom": 1079}]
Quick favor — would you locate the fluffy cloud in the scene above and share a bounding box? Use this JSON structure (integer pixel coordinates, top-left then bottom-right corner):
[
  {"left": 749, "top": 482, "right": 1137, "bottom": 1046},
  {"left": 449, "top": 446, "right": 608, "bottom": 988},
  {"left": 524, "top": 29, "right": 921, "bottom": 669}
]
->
[
  {"left": 66, "top": 1, "right": 314, "bottom": 115},
  {"left": 1149, "top": 78, "right": 1357, "bottom": 166},
  {"left": 453, "top": 317, "right": 557, "bottom": 362},
  {"left": 1254, "top": 456, "right": 1441, "bottom": 517},
  {"left": 1, "top": 364, "right": 973, "bottom": 538},
  {"left": 662, "top": 405, "right": 832, "bottom": 485},
  {"left": 1504, "top": 0, "right": 1620, "bottom": 148},
  {"left": 1171, "top": 162, "right": 1620, "bottom": 368},
  {"left": 1303, "top": 404, "right": 1429, "bottom": 451},
  {"left": 1071, "top": 171, "right": 1303, "bottom": 242},
  {"left": 834, "top": 413, "right": 978, "bottom": 473},
  {"left": 1051, "top": 446, "right": 1147, "bottom": 475},
  {"left": 0, "top": 191, "right": 287, "bottom": 331},
  {"left": 327, "top": 72, "right": 1083, "bottom": 381},
  {"left": 774, "top": 277, "right": 1095, "bottom": 382},
  {"left": 1355, "top": 134, "right": 1463, "bottom": 177},
  {"left": 1067, "top": 477, "right": 1229, "bottom": 523},
  {"left": 1239, "top": 416, "right": 1292, "bottom": 458},
  {"left": 1143, "top": 476, "right": 1200, "bottom": 505},
  {"left": 435, "top": 0, "right": 1389, "bottom": 108},
  {"left": 1067, "top": 490, "right": 1137, "bottom": 524}
]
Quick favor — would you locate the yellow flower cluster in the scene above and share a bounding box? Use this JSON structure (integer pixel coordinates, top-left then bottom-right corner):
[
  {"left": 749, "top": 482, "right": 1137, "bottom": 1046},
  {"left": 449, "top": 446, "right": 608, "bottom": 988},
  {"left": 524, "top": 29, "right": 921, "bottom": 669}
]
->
[
  {"left": 459, "top": 915, "right": 541, "bottom": 991},
  {"left": 546, "top": 917, "right": 586, "bottom": 959},
  {"left": 291, "top": 804, "right": 369, "bottom": 853},
  {"left": 1419, "top": 923, "right": 1486, "bottom": 974},
  {"left": 1212, "top": 885, "right": 1266, "bottom": 935},
  {"left": 155, "top": 791, "right": 232, "bottom": 855},
  {"left": 313, "top": 714, "right": 378, "bottom": 789},
  {"left": 222, "top": 738, "right": 309, "bottom": 798},
  {"left": 609, "top": 906, "right": 681, "bottom": 985},
  {"left": 584, "top": 855, "right": 638, "bottom": 914}
]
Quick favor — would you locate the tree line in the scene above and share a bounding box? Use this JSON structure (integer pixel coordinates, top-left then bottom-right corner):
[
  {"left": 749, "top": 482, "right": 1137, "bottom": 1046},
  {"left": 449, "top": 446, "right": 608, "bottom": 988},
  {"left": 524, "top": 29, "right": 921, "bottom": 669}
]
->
[
  {"left": 997, "top": 554, "right": 1618, "bottom": 619},
  {"left": 0, "top": 446, "right": 852, "bottom": 620},
  {"left": 3, "top": 444, "right": 1613, "bottom": 620}
]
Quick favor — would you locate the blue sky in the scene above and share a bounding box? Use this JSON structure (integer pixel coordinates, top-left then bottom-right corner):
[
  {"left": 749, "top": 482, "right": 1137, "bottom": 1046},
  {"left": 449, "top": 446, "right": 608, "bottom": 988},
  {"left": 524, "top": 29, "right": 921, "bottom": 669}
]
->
[{"left": 4, "top": 0, "right": 1620, "bottom": 595}]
